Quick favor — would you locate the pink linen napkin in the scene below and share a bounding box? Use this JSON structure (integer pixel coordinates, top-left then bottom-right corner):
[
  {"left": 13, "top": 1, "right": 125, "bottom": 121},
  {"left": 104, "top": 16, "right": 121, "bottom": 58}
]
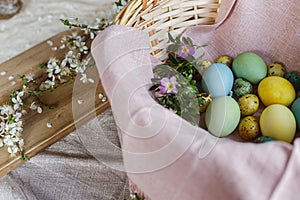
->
[{"left": 91, "top": 0, "right": 300, "bottom": 199}]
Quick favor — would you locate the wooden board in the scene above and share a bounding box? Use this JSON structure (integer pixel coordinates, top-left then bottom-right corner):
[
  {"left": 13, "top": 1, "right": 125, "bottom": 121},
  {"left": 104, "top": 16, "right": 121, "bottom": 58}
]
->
[{"left": 0, "top": 30, "right": 110, "bottom": 177}]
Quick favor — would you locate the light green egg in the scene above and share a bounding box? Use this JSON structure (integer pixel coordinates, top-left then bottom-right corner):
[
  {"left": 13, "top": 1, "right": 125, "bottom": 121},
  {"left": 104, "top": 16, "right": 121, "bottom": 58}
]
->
[
  {"left": 232, "top": 52, "right": 267, "bottom": 84},
  {"left": 205, "top": 96, "right": 241, "bottom": 137}
]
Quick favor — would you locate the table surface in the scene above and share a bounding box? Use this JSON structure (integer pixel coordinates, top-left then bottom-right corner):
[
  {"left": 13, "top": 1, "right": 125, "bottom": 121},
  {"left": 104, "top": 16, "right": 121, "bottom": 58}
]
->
[{"left": 0, "top": 1, "right": 129, "bottom": 199}]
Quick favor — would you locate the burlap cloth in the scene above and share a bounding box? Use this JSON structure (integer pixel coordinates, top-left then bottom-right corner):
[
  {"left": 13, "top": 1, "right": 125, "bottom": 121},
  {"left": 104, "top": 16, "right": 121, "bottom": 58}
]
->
[{"left": 0, "top": 109, "right": 129, "bottom": 200}]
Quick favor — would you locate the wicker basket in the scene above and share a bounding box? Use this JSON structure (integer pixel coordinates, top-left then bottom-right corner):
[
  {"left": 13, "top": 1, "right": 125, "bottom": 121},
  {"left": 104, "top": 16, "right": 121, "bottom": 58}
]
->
[{"left": 114, "top": 0, "right": 220, "bottom": 60}]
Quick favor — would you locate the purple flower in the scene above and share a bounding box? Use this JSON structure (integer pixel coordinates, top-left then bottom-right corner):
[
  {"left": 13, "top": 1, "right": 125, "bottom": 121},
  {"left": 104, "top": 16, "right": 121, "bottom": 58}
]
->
[
  {"left": 177, "top": 42, "right": 195, "bottom": 59},
  {"left": 158, "top": 76, "right": 180, "bottom": 94}
]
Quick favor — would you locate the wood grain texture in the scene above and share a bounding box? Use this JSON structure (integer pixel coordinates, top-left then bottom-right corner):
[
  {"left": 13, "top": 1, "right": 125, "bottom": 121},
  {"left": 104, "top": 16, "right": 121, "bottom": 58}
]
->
[{"left": 0, "top": 30, "right": 110, "bottom": 178}]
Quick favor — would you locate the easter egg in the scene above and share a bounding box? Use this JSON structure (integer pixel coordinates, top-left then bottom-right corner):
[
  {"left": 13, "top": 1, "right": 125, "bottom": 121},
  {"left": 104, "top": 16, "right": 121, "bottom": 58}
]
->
[
  {"left": 284, "top": 72, "right": 300, "bottom": 92},
  {"left": 238, "top": 94, "right": 259, "bottom": 116},
  {"left": 233, "top": 78, "right": 253, "bottom": 98},
  {"left": 258, "top": 76, "right": 296, "bottom": 106},
  {"left": 260, "top": 104, "right": 296, "bottom": 143},
  {"left": 201, "top": 63, "right": 234, "bottom": 98},
  {"left": 205, "top": 96, "right": 240, "bottom": 137},
  {"left": 238, "top": 116, "right": 260, "bottom": 140},
  {"left": 232, "top": 52, "right": 267, "bottom": 84},
  {"left": 291, "top": 98, "right": 300, "bottom": 130},
  {"left": 254, "top": 136, "right": 274, "bottom": 143},
  {"left": 197, "top": 60, "right": 212, "bottom": 75},
  {"left": 267, "top": 62, "right": 286, "bottom": 77},
  {"left": 198, "top": 93, "right": 212, "bottom": 112},
  {"left": 215, "top": 55, "right": 232, "bottom": 67}
]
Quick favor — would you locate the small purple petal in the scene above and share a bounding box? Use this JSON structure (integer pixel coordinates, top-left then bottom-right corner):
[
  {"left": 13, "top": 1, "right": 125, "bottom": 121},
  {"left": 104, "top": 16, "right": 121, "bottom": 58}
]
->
[
  {"left": 170, "top": 76, "right": 178, "bottom": 85},
  {"left": 160, "top": 77, "right": 170, "bottom": 86},
  {"left": 172, "top": 88, "right": 178, "bottom": 94},
  {"left": 187, "top": 45, "right": 195, "bottom": 55},
  {"left": 158, "top": 85, "right": 167, "bottom": 94},
  {"left": 177, "top": 42, "right": 195, "bottom": 59}
]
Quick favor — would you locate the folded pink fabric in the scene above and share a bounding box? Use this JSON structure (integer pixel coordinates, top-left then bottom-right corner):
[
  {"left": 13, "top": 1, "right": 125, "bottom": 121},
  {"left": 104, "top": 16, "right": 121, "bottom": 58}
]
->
[{"left": 91, "top": 0, "right": 300, "bottom": 199}]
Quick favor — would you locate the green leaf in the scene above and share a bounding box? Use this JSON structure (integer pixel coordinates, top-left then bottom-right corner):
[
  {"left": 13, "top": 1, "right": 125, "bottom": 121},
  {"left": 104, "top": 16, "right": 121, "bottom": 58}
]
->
[
  {"left": 60, "top": 19, "right": 70, "bottom": 26},
  {"left": 167, "top": 44, "right": 180, "bottom": 53},
  {"left": 149, "top": 84, "right": 158, "bottom": 91},
  {"left": 151, "top": 78, "right": 161, "bottom": 83},
  {"left": 20, "top": 153, "right": 30, "bottom": 161},
  {"left": 18, "top": 74, "right": 25, "bottom": 80},
  {"left": 187, "top": 37, "right": 193, "bottom": 46},
  {"left": 81, "top": 24, "right": 88, "bottom": 29},
  {"left": 39, "top": 63, "right": 47, "bottom": 69},
  {"left": 168, "top": 32, "right": 175, "bottom": 42},
  {"left": 115, "top": 0, "right": 123, "bottom": 6},
  {"left": 47, "top": 105, "right": 56, "bottom": 109},
  {"left": 168, "top": 53, "right": 178, "bottom": 65},
  {"left": 28, "top": 89, "right": 40, "bottom": 96},
  {"left": 175, "top": 36, "right": 181, "bottom": 44},
  {"left": 182, "top": 37, "right": 189, "bottom": 45}
]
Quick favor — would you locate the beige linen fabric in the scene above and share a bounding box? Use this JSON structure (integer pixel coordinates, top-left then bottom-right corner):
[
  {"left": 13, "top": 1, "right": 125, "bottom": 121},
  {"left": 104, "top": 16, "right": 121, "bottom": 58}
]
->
[{"left": 0, "top": 110, "right": 129, "bottom": 200}]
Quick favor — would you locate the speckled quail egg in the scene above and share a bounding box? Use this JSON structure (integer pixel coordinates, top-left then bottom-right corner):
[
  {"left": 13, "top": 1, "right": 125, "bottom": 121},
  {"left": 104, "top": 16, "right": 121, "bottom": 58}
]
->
[
  {"left": 233, "top": 78, "right": 253, "bottom": 98},
  {"left": 198, "top": 93, "right": 212, "bottom": 112},
  {"left": 238, "top": 116, "right": 260, "bottom": 140},
  {"left": 238, "top": 94, "right": 259, "bottom": 116},
  {"left": 197, "top": 60, "right": 212, "bottom": 75},
  {"left": 215, "top": 55, "right": 233, "bottom": 67},
  {"left": 267, "top": 62, "right": 286, "bottom": 77}
]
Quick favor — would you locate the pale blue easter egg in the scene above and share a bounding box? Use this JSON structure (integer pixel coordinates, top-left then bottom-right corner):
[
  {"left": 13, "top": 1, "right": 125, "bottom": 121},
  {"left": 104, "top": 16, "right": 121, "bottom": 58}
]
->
[{"left": 201, "top": 63, "right": 234, "bottom": 98}]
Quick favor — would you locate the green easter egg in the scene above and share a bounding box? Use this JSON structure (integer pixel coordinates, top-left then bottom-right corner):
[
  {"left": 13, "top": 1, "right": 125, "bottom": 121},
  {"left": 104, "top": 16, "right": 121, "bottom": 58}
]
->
[
  {"left": 232, "top": 52, "right": 267, "bottom": 84},
  {"left": 284, "top": 72, "right": 300, "bottom": 92},
  {"left": 205, "top": 96, "right": 240, "bottom": 137},
  {"left": 291, "top": 98, "right": 300, "bottom": 130}
]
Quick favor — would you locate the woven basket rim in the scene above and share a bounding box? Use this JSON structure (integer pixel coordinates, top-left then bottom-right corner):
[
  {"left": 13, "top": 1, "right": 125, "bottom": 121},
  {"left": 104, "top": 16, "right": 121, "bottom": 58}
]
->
[{"left": 114, "top": 0, "right": 221, "bottom": 60}]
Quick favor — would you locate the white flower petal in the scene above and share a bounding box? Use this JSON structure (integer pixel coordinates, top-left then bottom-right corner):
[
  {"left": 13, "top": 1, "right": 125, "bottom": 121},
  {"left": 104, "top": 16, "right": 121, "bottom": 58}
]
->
[
  {"left": 47, "top": 40, "right": 54, "bottom": 46},
  {"left": 12, "top": 146, "right": 18, "bottom": 154},
  {"left": 88, "top": 78, "right": 95, "bottom": 84},
  {"left": 13, "top": 104, "right": 20, "bottom": 111},
  {"left": 4, "top": 137, "right": 13, "bottom": 146},
  {"left": 19, "top": 139, "right": 24, "bottom": 147},
  {"left": 47, "top": 122, "right": 52, "bottom": 128},
  {"left": 37, "top": 107, "right": 42, "bottom": 114},
  {"left": 30, "top": 102, "right": 37, "bottom": 110},
  {"left": 0, "top": 71, "right": 7, "bottom": 76},
  {"left": 12, "top": 98, "right": 17, "bottom": 104},
  {"left": 7, "top": 147, "right": 12, "bottom": 154}
]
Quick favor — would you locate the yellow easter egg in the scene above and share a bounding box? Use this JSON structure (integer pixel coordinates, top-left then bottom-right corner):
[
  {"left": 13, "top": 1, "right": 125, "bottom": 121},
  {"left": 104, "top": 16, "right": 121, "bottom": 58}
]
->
[
  {"left": 260, "top": 104, "right": 296, "bottom": 143},
  {"left": 258, "top": 76, "right": 296, "bottom": 106}
]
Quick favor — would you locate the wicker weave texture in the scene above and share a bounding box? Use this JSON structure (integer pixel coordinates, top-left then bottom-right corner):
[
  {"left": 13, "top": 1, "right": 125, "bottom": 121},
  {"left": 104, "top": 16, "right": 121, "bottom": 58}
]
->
[{"left": 114, "top": 0, "right": 220, "bottom": 60}]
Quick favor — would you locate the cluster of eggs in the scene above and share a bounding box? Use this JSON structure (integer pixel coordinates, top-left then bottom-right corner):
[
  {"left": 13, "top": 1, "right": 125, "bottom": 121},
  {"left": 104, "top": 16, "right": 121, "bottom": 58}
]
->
[{"left": 200, "top": 52, "right": 300, "bottom": 143}]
